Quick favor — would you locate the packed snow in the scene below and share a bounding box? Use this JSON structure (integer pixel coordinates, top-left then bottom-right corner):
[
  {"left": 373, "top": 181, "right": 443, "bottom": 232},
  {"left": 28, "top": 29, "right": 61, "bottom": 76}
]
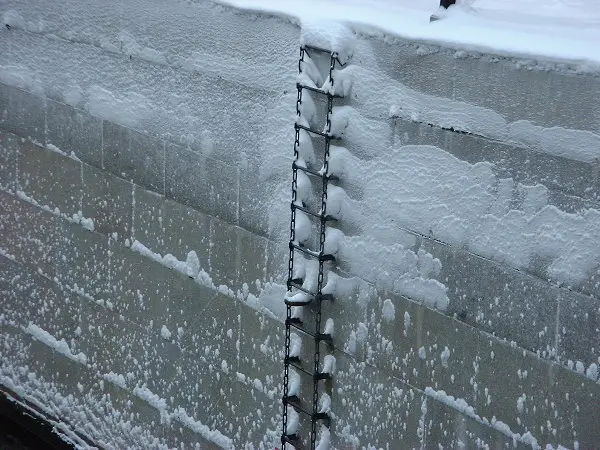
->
[{"left": 221, "top": 0, "right": 600, "bottom": 71}]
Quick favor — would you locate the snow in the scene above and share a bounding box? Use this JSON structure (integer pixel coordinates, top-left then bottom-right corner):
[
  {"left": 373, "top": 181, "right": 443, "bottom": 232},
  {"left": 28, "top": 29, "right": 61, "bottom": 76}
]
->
[
  {"left": 323, "top": 318, "right": 334, "bottom": 337},
  {"left": 23, "top": 324, "right": 88, "bottom": 365},
  {"left": 160, "top": 325, "right": 172, "bottom": 341},
  {"left": 289, "top": 333, "right": 302, "bottom": 359},
  {"left": 381, "top": 299, "right": 395, "bottom": 323},
  {"left": 322, "top": 354, "right": 336, "bottom": 375},
  {"left": 300, "top": 20, "right": 354, "bottom": 65},
  {"left": 103, "top": 372, "right": 127, "bottom": 389},
  {"left": 222, "top": 0, "right": 600, "bottom": 71}
]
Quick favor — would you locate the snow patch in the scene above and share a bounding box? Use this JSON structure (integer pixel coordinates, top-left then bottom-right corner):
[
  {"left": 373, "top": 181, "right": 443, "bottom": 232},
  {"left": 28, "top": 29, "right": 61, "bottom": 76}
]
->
[{"left": 23, "top": 324, "right": 87, "bottom": 365}]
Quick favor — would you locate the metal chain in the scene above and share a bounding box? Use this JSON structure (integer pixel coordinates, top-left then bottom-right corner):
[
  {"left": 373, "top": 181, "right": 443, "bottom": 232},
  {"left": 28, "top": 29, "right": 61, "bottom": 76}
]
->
[
  {"left": 310, "top": 51, "right": 338, "bottom": 450},
  {"left": 283, "top": 48, "right": 339, "bottom": 450},
  {"left": 282, "top": 46, "right": 305, "bottom": 448}
]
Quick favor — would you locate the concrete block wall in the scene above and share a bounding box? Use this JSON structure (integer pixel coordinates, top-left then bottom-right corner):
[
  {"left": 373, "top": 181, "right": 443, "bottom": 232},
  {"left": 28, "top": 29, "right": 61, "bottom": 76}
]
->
[{"left": 1, "top": 1, "right": 600, "bottom": 447}]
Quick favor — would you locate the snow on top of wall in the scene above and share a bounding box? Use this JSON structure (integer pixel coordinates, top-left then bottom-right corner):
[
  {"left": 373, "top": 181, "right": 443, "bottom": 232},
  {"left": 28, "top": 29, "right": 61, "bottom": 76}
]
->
[{"left": 220, "top": 0, "right": 600, "bottom": 71}]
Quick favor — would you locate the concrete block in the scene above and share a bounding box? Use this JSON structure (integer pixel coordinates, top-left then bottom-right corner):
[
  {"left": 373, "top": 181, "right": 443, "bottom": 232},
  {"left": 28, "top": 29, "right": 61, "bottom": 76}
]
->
[
  {"left": 208, "top": 215, "right": 239, "bottom": 288},
  {"left": 166, "top": 143, "right": 238, "bottom": 225},
  {"left": 0, "top": 258, "right": 80, "bottom": 340},
  {"left": 165, "top": 351, "right": 238, "bottom": 446},
  {"left": 170, "top": 277, "right": 240, "bottom": 374},
  {"left": 373, "top": 41, "right": 455, "bottom": 101},
  {"left": 422, "top": 238, "right": 558, "bottom": 355},
  {"left": 222, "top": 377, "right": 280, "bottom": 447},
  {"left": 18, "top": 140, "right": 83, "bottom": 217},
  {"left": 578, "top": 264, "right": 600, "bottom": 302},
  {"left": 163, "top": 197, "right": 210, "bottom": 265},
  {"left": 46, "top": 99, "right": 102, "bottom": 167},
  {"left": 77, "top": 297, "right": 150, "bottom": 380},
  {"left": 130, "top": 129, "right": 165, "bottom": 194},
  {"left": 238, "top": 166, "right": 272, "bottom": 238},
  {"left": 82, "top": 162, "right": 133, "bottom": 239},
  {"left": 371, "top": 294, "right": 481, "bottom": 406},
  {"left": 108, "top": 242, "right": 171, "bottom": 329},
  {"left": 0, "top": 190, "right": 63, "bottom": 277},
  {"left": 0, "top": 130, "right": 18, "bottom": 192},
  {"left": 475, "top": 335, "right": 600, "bottom": 448},
  {"left": 163, "top": 421, "right": 223, "bottom": 450},
  {"left": 265, "top": 238, "right": 287, "bottom": 284},
  {"left": 558, "top": 290, "right": 600, "bottom": 365},
  {"left": 55, "top": 220, "right": 110, "bottom": 300},
  {"left": 238, "top": 305, "right": 284, "bottom": 386},
  {"left": 332, "top": 351, "right": 424, "bottom": 449},
  {"left": 132, "top": 185, "right": 166, "bottom": 252},
  {"left": 423, "top": 392, "right": 528, "bottom": 449},
  {"left": 236, "top": 225, "right": 268, "bottom": 295},
  {"left": 0, "top": 82, "right": 8, "bottom": 124},
  {"left": 137, "top": 325, "right": 184, "bottom": 398},
  {"left": 102, "top": 120, "right": 130, "bottom": 178},
  {"left": 4, "top": 86, "right": 45, "bottom": 143},
  {"left": 392, "top": 116, "right": 600, "bottom": 204}
]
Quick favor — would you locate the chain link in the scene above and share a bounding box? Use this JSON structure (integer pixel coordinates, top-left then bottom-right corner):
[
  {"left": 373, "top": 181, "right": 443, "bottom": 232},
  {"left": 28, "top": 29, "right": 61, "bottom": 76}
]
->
[
  {"left": 310, "top": 51, "right": 338, "bottom": 450},
  {"left": 282, "top": 46, "right": 305, "bottom": 448},
  {"left": 283, "top": 48, "right": 339, "bottom": 450}
]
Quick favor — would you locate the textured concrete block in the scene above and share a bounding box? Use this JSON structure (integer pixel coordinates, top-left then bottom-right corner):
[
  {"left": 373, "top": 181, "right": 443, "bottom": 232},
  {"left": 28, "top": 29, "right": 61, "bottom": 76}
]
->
[
  {"left": 238, "top": 166, "right": 272, "bottom": 238},
  {"left": 108, "top": 242, "right": 171, "bottom": 329},
  {"left": 0, "top": 131, "right": 18, "bottom": 192},
  {"left": 166, "top": 143, "right": 238, "bottom": 225},
  {"left": 392, "top": 116, "right": 600, "bottom": 204},
  {"left": 132, "top": 185, "right": 166, "bottom": 252},
  {"left": 558, "top": 290, "right": 600, "bottom": 365},
  {"left": 102, "top": 120, "right": 130, "bottom": 178},
  {"left": 46, "top": 99, "right": 102, "bottom": 167},
  {"left": 423, "top": 392, "right": 527, "bottom": 449},
  {"left": 208, "top": 216, "right": 239, "bottom": 288},
  {"left": 422, "top": 239, "right": 558, "bottom": 355},
  {"left": 165, "top": 350, "right": 235, "bottom": 443},
  {"left": 77, "top": 297, "right": 150, "bottom": 380},
  {"left": 18, "top": 140, "right": 82, "bottom": 216},
  {"left": 163, "top": 197, "right": 210, "bottom": 265},
  {"left": 372, "top": 294, "right": 481, "bottom": 406},
  {"left": 236, "top": 225, "right": 268, "bottom": 295},
  {"left": 265, "top": 238, "right": 288, "bottom": 284},
  {"left": 238, "top": 306, "right": 284, "bottom": 385},
  {"left": 3, "top": 86, "right": 45, "bottom": 143},
  {"left": 332, "top": 351, "right": 424, "bottom": 449},
  {"left": 82, "top": 163, "right": 132, "bottom": 239},
  {"left": 0, "top": 257, "right": 80, "bottom": 339},
  {"left": 171, "top": 276, "right": 240, "bottom": 374},
  {"left": 0, "top": 191, "right": 63, "bottom": 277},
  {"left": 55, "top": 221, "right": 110, "bottom": 300},
  {"left": 0, "top": 82, "right": 8, "bottom": 124},
  {"left": 130, "top": 129, "right": 165, "bottom": 194},
  {"left": 475, "top": 335, "right": 600, "bottom": 448}
]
